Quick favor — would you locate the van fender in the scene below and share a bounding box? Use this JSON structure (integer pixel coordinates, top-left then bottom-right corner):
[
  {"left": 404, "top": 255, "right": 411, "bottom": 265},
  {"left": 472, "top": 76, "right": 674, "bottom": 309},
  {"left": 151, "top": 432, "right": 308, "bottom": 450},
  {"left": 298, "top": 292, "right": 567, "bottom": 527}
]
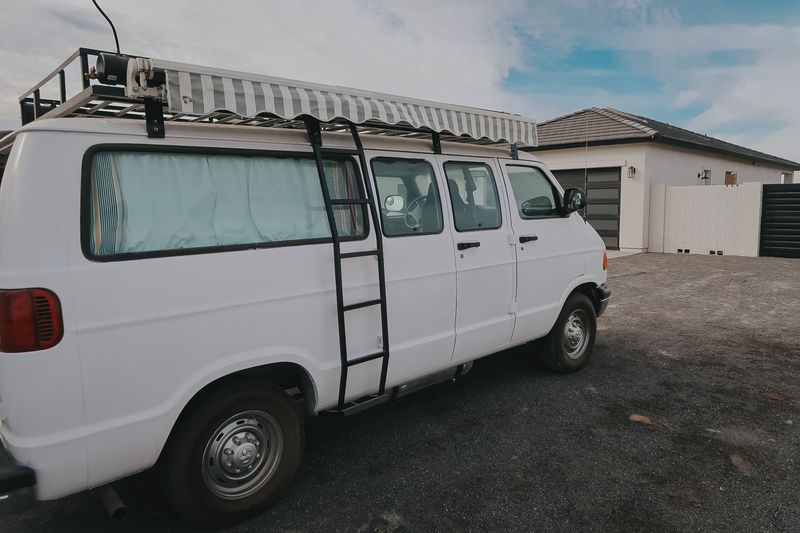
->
[
  {"left": 543, "top": 273, "right": 605, "bottom": 335},
  {"left": 151, "top": 348, "right": 330, "bottom": 464}
]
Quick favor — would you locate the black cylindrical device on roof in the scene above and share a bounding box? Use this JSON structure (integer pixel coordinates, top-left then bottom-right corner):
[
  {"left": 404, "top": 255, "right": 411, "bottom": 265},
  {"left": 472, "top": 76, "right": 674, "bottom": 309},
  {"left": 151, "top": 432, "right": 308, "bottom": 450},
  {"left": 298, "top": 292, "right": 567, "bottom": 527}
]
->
[{"left": 95, "top": 53, "right": 129, "bottom": 85}]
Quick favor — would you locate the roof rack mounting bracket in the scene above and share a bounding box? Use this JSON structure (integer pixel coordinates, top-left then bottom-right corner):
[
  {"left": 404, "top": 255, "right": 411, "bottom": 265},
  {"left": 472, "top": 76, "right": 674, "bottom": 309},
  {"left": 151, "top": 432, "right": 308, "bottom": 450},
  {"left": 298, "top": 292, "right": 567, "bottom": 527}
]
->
[
  {"left": 144, "top": 99, "right": 165, "bottom": 138},
  {"left": 303, "top": 116, "right": 322, "bottom": 147},
  {"left": 432, "top": 132, "right": 442, "bottom": 154}
]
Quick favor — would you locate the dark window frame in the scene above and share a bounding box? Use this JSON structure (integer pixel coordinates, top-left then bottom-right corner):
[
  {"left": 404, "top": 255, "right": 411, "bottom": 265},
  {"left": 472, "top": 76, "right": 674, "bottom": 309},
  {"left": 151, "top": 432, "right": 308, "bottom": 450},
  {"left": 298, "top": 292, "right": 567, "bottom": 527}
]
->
[
  {"left": 505, "top": 163, "right": 565, "bottom": 220},
  {"left": 443, "top": 160, "right": 503, "bottom": 232},
  {"left": 370, "top": 156, "right": 444, "bottom": 238},
  {"left": 80, "top": 144, "right": 369, "bottom": 263}
]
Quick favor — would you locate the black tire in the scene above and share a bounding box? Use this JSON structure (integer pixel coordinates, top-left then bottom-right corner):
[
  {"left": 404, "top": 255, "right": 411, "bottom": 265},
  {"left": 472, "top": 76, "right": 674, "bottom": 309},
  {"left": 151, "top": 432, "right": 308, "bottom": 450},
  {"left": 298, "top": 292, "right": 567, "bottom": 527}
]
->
[
  {"left": 159, "top": 381, "right": 304, "bottom": 529},
  {"left": 538, "top": 292, "right": 597, "bottom": 373}
]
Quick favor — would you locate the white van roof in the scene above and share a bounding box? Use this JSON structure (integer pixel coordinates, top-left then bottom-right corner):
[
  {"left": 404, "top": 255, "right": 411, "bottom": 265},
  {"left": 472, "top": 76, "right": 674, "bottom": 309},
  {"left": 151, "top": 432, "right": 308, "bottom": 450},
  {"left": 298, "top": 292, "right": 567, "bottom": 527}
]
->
[
  {"left": 3, "top": 117, "right": 542, "bottom": 163},
  {"left": 17, "top": 49, "right": 538, "bottom": 152}
]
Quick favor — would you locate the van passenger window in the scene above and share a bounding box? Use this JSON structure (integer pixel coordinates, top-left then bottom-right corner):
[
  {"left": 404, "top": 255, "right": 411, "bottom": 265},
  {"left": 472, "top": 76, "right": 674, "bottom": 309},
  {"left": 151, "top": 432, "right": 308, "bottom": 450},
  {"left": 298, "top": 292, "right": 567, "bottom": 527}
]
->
[
  {"left": 506, "top": 165, "right": 560, "bottom": 219},
  {"left": 443, "top": 162, "right": 502, "bottom": 231},
  {"left": 371, "top": 158, "right": 443, "bottom": 237},
  {"left": 323, "top": 159, "right": 366, "bottom": 238},
  {"left": 87, "top": 151, "right": 366, "bottom": 258}
]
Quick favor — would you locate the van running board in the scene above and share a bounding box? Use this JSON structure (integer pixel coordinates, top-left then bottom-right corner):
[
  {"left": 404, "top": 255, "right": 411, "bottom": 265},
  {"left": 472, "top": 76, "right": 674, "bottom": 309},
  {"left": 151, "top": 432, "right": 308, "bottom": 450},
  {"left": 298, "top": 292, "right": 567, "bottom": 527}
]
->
[{"left": 323, "top": 392, "right": 393, "bottom": 416}]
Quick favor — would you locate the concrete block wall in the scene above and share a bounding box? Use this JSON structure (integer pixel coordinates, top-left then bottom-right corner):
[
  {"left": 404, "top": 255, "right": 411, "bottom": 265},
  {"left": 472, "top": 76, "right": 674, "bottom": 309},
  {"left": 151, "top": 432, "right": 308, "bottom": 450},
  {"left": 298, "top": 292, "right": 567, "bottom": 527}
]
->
[{"left": 648, "top": 182, "right": 762, "bottom": 257}]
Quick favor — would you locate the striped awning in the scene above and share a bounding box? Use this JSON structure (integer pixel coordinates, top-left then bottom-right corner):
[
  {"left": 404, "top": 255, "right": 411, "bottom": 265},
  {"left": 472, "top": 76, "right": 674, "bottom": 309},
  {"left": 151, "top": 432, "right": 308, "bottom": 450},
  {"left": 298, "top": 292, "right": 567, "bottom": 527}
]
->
[{"left": 154, "top": 59, "right": 537, "bottom": 147}]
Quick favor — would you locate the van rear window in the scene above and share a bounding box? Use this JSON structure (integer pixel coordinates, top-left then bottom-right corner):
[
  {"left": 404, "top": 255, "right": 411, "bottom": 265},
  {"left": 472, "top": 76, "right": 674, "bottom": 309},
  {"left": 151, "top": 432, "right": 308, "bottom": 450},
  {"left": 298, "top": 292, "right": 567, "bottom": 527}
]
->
[{"left": 86, "top": 150, "right": 365, "bottom": 258}]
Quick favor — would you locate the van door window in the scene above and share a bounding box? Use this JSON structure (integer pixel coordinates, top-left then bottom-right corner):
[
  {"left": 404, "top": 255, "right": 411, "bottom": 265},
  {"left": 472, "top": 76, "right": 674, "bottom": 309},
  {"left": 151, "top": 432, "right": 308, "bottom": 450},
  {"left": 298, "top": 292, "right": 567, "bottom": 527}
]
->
[
  {"left": 371, "top": 158, "right": 443, "bottom": 237},
  {"left": 443, "top": 162, "right": 502, "bottom": 231},
  {"left": 505, "top": 165, "right": 560, "bottom": 218},
  {"left": 86, "top": 150, "right": 366, "bottom": 258}
]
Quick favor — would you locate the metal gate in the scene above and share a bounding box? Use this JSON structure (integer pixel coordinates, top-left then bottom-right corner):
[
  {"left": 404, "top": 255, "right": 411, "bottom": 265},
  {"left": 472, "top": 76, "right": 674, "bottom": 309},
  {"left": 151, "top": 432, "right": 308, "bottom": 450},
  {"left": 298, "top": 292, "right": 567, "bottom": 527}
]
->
[
  {"left": 552, "top": 167, "right": 621, "bottom": 249},
  {"left": 760, "top": 184, "right": 800, "bottom": 258}
]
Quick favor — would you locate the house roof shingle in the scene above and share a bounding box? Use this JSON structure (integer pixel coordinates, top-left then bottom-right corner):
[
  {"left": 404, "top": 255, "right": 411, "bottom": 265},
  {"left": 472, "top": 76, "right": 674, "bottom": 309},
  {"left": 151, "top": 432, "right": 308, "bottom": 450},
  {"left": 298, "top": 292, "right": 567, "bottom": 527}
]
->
[{"left": 530, "top": 107, "right": 800, "bottom": 170}]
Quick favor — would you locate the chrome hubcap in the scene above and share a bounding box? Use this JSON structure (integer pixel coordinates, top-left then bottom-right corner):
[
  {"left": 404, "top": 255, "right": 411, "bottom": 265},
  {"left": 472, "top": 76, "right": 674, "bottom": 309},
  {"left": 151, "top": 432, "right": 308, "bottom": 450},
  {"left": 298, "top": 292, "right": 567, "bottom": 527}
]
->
[
  {"left": 202, "top": 410, "right": 283, "bottom": 500},
  {"left": 563, "top": 310, "right": 589, "bottom": 360}
]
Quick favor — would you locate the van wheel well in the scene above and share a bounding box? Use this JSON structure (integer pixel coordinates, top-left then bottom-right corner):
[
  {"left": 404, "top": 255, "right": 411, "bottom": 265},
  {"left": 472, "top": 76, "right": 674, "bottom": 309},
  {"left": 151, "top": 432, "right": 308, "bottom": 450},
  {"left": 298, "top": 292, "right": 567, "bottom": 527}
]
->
[
  {"left": 158, "top": 363, "right": 316, "bottom": 462},
  {"left": 572, "top": 282, "right": 602, "bottom": 315}
]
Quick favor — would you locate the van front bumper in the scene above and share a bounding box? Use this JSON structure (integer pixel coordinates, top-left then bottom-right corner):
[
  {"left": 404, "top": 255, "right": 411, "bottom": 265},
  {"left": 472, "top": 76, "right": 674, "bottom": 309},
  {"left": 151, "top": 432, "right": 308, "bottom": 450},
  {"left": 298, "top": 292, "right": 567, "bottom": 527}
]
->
[
  {"left": 0, "top": 438, "right": 36, "bottom": 515},
  {"left": 596, "top": 283, "right": 611, "bottom": 317}
]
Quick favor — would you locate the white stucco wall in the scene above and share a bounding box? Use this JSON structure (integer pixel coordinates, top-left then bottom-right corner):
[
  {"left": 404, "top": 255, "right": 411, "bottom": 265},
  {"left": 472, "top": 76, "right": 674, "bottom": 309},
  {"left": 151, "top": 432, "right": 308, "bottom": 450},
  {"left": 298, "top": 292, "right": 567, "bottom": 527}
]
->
[
  {"left": 644, "top": 143, "right": 787, "bottom": 186},
  {"left": 534, "top": 141, "right": 792, "bottom": 252}
]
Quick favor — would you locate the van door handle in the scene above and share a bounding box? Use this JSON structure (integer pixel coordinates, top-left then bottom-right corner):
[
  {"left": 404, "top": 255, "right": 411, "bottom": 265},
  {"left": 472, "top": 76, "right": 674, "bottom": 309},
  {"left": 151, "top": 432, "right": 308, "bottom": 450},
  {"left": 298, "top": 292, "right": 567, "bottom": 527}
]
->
[
  {"left": 519, "top": 235, "right": 539, "bottom": 243},
  {"left": 457, "top": 241, "right": 481, "bottom": 250}
]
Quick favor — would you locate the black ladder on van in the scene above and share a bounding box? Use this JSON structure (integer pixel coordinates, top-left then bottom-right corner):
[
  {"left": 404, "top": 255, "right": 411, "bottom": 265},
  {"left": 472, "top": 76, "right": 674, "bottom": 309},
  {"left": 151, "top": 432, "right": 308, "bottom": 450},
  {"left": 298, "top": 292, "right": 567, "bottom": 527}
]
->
[{"left": 304, "top": 118, "right": 391, "bottom": 414}]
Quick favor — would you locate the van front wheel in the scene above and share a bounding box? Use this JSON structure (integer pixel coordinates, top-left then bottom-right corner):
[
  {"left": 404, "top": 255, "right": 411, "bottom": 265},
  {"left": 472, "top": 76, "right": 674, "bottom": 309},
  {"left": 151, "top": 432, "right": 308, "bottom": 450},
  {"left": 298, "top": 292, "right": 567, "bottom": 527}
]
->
[
  {"left": 538, "top": 293, "right": 596, "bottom": 373},
  {"left": 159, "top": 381, "right": 304, "bottom": 528}
]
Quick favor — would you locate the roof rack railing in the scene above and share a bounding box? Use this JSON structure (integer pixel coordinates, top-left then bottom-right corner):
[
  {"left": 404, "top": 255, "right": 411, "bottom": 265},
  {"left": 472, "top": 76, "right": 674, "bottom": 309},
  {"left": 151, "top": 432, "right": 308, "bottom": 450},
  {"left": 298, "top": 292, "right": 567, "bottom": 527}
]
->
[
  {"left": 19, "top": 48, "right": 109, "bottom": 125},
  {"left": 18, "top": 48, "right": 538, "bottom": 157}
]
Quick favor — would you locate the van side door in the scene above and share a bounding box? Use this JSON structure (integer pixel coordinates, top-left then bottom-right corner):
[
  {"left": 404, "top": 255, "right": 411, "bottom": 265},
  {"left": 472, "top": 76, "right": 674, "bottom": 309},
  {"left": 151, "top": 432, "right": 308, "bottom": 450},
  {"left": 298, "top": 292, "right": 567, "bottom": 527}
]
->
[
  {"left": 437, "top": 155, "right": 515, "bottom": 362},
  {"left": 368, "top": 153, "right": 457, "bottom": 381},
  {"left": 499, "top": 161, "right": 586, "bottom": 341}
]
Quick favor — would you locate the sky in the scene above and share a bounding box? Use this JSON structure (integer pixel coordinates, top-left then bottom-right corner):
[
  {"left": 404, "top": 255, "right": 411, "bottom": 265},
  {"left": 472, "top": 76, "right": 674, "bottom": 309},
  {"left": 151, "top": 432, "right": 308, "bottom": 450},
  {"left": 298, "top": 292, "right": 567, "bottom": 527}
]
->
[{"left": 1, "top": 0, "right": 799, "bottom": 164}]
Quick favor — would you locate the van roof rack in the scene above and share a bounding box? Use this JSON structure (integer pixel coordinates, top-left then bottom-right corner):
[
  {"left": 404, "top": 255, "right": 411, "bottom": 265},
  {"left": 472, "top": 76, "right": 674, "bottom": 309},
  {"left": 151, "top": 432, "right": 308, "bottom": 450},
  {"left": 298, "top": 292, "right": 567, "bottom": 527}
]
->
[{"left": 18, "top": 48, "right": 537, "bottom": 156}]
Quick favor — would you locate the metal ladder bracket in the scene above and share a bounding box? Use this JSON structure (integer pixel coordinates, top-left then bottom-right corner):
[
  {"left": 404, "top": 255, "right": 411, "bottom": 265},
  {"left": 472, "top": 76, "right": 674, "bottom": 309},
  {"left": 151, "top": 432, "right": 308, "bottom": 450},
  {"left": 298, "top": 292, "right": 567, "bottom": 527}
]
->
[{"left": 144, "top": 99, "right": 165, "bottom": 138}]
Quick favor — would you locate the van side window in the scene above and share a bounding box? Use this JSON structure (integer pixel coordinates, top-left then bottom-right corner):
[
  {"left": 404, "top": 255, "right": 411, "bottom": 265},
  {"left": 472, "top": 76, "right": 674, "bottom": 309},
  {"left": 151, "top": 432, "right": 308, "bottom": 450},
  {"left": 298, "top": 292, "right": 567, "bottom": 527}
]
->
[
  {"left": 371, "top": 158, "right": 443, "bottom": 237},
  {"left": 86, "top": 150, "right": 366, "bottom": 258},
  {"left": 443, "top": 162, "right": 502, "bottom": 231},
  {"left": 506, "top": 165, "right": 560, "bottom": 219},
  {"left": 323, "top": 159, "right": 366, "bottom": 238}
]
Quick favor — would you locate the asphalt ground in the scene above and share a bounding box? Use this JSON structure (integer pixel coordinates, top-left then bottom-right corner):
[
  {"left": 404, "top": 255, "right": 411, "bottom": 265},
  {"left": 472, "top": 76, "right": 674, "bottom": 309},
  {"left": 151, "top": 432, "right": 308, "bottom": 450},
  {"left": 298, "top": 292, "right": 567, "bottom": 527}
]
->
[{"left": 2, "top": 253, "right": 799, "bottom": 532}]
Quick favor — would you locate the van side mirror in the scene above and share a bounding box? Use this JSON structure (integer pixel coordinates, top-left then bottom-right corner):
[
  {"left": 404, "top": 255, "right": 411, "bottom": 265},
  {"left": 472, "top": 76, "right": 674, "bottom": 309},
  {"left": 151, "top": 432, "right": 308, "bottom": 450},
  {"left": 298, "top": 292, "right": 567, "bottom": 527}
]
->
[
  {"left": 384, "top": 195, "right": 405, "bottom": 212},
  {"left": 521, "top": 196, "right": 556, "bottom": 217},
  {"left": 563, "top": 188, "right": 586, "bottom": 213}
]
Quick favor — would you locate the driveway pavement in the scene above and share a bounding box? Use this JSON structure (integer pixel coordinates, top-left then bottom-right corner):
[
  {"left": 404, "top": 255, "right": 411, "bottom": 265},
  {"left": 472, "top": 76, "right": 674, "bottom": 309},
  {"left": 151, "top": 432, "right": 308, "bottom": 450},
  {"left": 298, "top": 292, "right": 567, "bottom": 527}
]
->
[{"left": 2, "top": 253, "right": 799, "bottom": 532}]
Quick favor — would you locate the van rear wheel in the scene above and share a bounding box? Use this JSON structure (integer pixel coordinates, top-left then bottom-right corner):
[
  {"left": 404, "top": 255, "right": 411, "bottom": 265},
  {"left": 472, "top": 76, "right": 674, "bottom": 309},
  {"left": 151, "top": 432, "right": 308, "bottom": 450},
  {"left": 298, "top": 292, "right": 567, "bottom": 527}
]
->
[
  {"left": 538, "top": 292, "right": 596, "bottom": 373},
  {"left": 159, "top": 381, "right": 304, "bottom": 528}
]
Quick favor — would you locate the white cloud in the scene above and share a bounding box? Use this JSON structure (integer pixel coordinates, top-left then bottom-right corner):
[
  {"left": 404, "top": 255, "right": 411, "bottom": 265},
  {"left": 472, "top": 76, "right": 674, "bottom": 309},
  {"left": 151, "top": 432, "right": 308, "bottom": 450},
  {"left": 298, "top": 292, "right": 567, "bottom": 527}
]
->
[{"left": 0, "top": 0, "right": 530, "bottom": 130}]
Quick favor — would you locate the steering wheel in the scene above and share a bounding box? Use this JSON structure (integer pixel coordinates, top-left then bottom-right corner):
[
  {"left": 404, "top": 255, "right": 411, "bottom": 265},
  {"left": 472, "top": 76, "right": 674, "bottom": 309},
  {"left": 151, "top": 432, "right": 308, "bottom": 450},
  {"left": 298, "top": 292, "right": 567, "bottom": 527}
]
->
[{"left": 404, "top": 195, "right": 427, "bottom": 230}]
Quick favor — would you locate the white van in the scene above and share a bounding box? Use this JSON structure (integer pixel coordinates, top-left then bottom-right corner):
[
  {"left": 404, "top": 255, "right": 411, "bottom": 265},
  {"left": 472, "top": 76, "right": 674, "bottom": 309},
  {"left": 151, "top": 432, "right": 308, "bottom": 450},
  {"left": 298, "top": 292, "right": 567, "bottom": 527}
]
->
[{"left": 0, "top": 49, "right": 609, "bottom": 527}]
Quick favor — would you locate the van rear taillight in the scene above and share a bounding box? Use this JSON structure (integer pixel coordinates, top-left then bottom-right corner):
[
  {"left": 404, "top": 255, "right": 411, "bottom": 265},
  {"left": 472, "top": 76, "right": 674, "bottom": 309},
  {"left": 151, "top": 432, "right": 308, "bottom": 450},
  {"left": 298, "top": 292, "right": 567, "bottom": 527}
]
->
[{"left": 0, "top": 288, "right": 63, "bottom": 352}]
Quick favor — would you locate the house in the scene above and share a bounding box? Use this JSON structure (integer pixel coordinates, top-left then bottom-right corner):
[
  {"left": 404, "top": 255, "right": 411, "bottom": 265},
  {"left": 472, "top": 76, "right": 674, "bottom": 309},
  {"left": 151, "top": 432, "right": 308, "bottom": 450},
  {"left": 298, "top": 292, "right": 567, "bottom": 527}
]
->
[{"left": 526, "top": 108, "right": 800, "bottom": 251}]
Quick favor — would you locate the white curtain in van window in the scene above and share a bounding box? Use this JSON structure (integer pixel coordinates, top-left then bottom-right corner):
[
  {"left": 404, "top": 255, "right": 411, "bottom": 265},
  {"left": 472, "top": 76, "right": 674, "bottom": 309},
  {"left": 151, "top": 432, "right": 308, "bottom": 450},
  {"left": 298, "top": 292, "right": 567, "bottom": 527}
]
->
[{"left": 90, "top": 152, "right": 331, "bottom": 255}]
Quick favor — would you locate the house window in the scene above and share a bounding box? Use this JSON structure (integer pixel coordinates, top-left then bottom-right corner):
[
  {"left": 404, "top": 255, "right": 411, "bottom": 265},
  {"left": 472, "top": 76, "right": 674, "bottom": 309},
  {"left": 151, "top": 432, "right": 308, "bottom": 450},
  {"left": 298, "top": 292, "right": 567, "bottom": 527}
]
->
[
  {"left": 783, "top": 172, "right": 794, "bottom": 184},
  {"left": 725, "top": 171, "right": 737, "bottom": 185}
]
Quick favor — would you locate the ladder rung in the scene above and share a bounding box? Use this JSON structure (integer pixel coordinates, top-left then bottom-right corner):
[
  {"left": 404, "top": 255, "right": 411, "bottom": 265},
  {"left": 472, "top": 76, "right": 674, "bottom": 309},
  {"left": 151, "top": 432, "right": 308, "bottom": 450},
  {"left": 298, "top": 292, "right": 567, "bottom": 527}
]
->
[
  {"left": 331, "top": 198, "right": 369, "bottom": 206},
  {"left": 342, "top": 298, "right": 383, "bottom": 312},
  {"left": 341, "top": 250, "right": 379, "bottom": 259},
  {"left": 346, "top": 350, "right": 387, "bottom": 367}
]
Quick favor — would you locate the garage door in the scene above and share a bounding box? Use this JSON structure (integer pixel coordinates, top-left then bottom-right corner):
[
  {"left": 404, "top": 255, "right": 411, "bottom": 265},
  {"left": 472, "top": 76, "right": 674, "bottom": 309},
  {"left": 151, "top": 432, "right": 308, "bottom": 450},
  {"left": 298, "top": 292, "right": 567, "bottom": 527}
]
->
[
  {"left": 760, "top": 184, "right": 800, "bottom": 258},
  {"left": 552, "top": 167, "right": 621, "bottom": 249}
]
